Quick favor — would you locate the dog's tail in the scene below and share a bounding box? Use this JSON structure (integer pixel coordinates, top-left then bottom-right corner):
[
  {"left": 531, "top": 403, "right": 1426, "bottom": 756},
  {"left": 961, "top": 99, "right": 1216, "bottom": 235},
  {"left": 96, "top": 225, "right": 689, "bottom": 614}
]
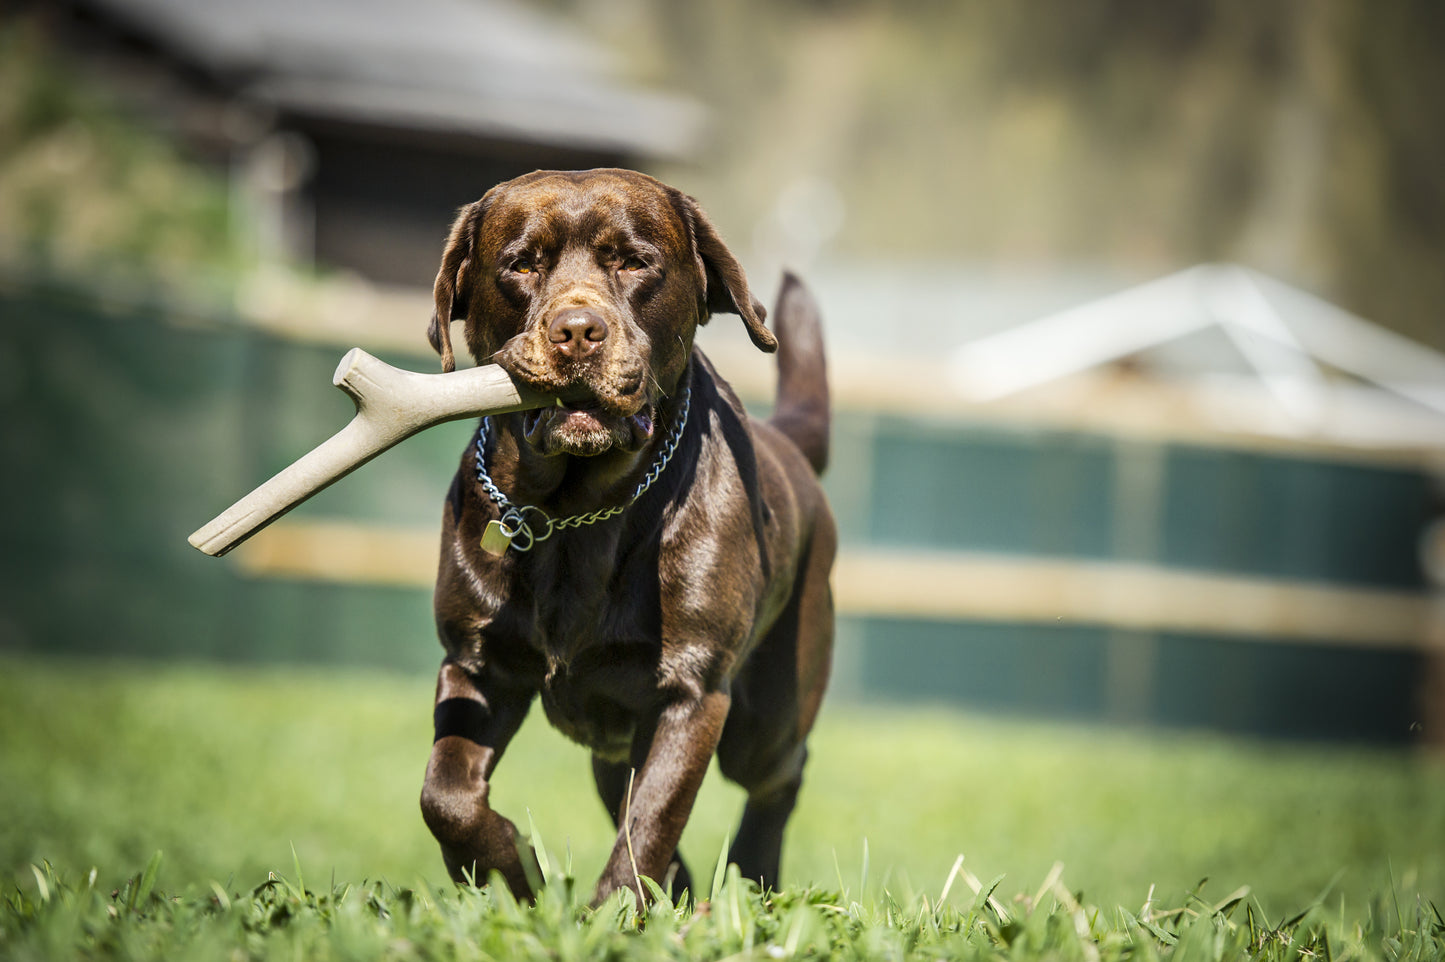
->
[{"left": 768, "top": 271, "right": 829, "bottom": 475}]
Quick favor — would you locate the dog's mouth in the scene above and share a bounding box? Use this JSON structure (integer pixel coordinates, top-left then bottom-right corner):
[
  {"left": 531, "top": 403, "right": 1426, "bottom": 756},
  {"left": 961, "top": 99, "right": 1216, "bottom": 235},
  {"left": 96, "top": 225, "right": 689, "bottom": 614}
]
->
[
  {"left": 492, "top": 337, "right": 655, "bottom": 457},
  {"left": 522, "top": 398, "right": 655, "bottom": 457}
]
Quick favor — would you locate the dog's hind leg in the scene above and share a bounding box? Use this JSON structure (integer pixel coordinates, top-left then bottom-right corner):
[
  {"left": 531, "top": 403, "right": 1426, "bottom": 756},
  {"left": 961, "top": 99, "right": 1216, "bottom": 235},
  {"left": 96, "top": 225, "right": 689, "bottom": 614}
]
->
[
  {"left": 718, "top": 519, "right": 835, "bottom": 890},
  {"left": 717, "top": 652, "right": 813, "bottom": 891},
  {"left": 420, "top": 660, "right": 539, "bottom": 899},
  {"left": 723, "top": 746, "right": 806, "bottom": 890},
  {"left": 592, "top": 755, "right": 695, "bottom": 901}
]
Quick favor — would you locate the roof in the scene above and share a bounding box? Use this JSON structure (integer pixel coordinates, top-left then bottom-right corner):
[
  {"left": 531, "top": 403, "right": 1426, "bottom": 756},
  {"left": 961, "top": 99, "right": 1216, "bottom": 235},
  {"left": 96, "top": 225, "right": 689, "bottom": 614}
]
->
[
  {"left": 76, "top": 0, "right": 704, "bottom": 158},
  {"left": 945, "top": 264, "right": 1445, "bottom": 451}
]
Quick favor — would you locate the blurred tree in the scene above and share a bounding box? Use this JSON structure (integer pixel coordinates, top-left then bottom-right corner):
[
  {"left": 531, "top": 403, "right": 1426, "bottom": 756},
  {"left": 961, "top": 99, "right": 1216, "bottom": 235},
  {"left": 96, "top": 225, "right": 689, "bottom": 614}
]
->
[
  {"left": 6, "top": 2, "right": 1442, "bottom": 350},
  {"left": 573, "top": 0, "right": 1445, "bottom": 349},
  {"left": 0, "top": 18, "right": 253, "bottom": 289}
]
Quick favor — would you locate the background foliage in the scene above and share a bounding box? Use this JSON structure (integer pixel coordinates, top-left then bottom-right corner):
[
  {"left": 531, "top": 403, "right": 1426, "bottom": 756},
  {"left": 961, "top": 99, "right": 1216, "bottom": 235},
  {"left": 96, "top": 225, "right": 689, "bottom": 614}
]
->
[
  {"left": 0, "top": 21, "right": 253, "bottom": 290},
  {"left": 572, "top": 0, "right": 1445, "bottom": 350},
  {"left": 5, "top": 3, "right": 1445, "bottom": 349}
]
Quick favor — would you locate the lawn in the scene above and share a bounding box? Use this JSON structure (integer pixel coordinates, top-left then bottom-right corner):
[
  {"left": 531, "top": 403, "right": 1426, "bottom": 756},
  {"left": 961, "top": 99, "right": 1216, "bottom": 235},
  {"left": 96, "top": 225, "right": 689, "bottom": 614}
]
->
[{"left": 2, "top": 654, "right": 1443, "bottom": 959}]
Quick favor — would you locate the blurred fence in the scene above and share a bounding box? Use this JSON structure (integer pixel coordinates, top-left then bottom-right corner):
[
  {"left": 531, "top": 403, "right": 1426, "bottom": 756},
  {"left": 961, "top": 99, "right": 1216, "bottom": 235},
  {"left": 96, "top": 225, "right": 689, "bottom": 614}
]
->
[
  {"left": 825, "top": 417, "right": 1431, "bottom": 741},
  {"left": 0, "top": 276, "right": 1435, "bottom": 741},
  {"left": 0, "top": 277, "right": 459, "bottom": 672}
]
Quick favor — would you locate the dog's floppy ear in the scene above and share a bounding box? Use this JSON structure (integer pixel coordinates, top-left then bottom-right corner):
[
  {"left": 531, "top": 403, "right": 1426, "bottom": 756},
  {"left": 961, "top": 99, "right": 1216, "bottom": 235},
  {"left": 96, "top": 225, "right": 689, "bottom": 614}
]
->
[
  {"left": 674, "top": 191, "right": 776, "bottom": 353},
  {"left": 429, "top": 198, "right": 489, "bottom": 373}
]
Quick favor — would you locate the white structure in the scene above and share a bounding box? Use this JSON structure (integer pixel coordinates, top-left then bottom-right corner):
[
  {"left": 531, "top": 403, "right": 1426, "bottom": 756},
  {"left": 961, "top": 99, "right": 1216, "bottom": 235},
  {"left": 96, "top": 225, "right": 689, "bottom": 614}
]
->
[{"left": 947, "top": 264, "right": 1445, "bottom": 453}]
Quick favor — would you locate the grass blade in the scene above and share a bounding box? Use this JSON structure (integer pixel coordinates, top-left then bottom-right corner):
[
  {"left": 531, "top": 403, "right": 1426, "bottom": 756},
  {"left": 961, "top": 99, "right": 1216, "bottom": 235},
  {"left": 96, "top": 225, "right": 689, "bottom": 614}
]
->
[
  {"left": 526, "top": 808, "right": 552, "bottom": 880},
  {"left": 711, "top": 831, "right": 731, "bottom": 901},
  {"left": 290, "top": 842, "right": 305, "bottom": 896},
  {"left": 132, "top": 850, "right": 163, "bottom": 911},
  {"left": 939, "top": 854, "right": 965, "bottom": 906},
  {"left": 29, "top": 864, "right": 49, "bottom": 904},
  {"left": 859, "top": 837, "right": 870, "bottom": 902},
  {"left": 640, "top": 874, "right": 669, "bottom": 907}
]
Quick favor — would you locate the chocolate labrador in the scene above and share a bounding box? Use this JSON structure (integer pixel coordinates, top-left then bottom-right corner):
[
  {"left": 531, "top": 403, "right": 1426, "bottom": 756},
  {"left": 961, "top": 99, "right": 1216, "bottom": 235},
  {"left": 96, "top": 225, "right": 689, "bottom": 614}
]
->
[{"left": 419, "top": 168, "right": 834, "bottom": 906}]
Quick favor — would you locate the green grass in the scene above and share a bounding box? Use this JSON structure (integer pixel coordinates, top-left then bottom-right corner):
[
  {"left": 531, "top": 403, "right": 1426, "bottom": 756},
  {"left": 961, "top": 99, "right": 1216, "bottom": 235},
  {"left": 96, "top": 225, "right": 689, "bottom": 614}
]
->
[
  {"left": 7, "top": 853, "right": 1443, "bottom": 962},
  {"left": 2, "top": 654, "right": 1443, "bottom": 959}
]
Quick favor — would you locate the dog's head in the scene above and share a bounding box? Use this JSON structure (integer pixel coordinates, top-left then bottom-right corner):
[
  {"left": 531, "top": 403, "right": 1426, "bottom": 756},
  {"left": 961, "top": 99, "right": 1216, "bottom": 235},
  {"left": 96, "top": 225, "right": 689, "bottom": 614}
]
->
[{"left": 429, "top": 169, "right": 774, "bottom": 458}]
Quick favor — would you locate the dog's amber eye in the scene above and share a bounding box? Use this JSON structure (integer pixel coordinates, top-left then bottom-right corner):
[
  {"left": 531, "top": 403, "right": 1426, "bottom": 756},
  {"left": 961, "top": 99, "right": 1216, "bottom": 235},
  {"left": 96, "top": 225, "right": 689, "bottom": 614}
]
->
[
  {"left": 620, "top": 257, "right": 646, "bottom": 272},
  {"left": 514, "top": 262, "right": 533, "bottom": 274}
]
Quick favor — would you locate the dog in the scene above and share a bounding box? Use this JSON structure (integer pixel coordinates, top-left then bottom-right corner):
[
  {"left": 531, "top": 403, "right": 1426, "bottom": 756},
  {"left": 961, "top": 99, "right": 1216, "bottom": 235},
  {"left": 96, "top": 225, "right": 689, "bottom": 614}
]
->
[{"left": 418, "top": 168, "right": 834, "bottom": 907}]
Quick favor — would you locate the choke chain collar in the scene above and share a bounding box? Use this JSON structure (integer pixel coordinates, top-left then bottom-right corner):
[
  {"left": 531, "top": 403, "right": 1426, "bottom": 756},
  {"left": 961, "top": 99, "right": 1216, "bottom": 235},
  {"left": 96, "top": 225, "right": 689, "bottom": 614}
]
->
[{"left": 474, "top": 386, "right": 691, "bottom": 555}]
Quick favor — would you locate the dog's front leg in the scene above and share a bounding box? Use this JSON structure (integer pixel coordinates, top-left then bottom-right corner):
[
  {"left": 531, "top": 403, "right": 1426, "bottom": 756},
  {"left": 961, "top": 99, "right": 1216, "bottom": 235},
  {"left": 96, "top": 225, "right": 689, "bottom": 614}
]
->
[
  {"left": 591, "top": 688, "right": 731, "bottom": 906},
  {"left": 420, "top": 660, "right": 539, "bottom": 900}
]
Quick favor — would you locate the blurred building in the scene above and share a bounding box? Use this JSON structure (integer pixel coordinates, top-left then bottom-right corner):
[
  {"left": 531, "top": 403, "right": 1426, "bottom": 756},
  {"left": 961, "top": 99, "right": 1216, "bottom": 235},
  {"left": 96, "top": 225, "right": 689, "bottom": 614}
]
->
[{"left": 47, "top": 0, "right": 701, "bottom": 286}]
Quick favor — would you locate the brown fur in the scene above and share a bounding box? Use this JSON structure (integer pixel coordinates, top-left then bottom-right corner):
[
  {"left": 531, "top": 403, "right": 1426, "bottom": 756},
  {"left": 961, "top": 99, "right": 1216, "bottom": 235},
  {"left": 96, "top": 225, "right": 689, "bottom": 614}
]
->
[{"left": 418, "top": 169, "right": 834, "bottom": 906}]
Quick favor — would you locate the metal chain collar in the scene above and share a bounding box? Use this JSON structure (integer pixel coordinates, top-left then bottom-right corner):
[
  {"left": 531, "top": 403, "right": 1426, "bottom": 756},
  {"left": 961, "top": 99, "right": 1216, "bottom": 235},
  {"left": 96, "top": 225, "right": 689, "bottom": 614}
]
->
[{"left": 473, "top": 386, "right": 691, "bottom": 554}]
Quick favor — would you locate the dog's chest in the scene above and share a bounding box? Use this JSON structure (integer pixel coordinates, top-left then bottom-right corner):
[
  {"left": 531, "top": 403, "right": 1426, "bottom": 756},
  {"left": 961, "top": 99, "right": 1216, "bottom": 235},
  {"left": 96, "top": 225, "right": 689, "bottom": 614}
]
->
[
  {"left": 514, "top": 541, "right": 665, "bottom": 757},
  {"left": 537, "top": 645, "right": 658, "bottom": 758},
  {"left": 516, "top": 534, "right": 659, "bottom": 654}
]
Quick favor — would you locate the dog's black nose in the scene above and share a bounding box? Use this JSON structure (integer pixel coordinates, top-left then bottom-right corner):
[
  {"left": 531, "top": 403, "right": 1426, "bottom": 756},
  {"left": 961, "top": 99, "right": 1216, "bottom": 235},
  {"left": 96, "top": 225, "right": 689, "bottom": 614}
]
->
[{"left": 548, "top": 308, "right": 608, "bottom": 357}]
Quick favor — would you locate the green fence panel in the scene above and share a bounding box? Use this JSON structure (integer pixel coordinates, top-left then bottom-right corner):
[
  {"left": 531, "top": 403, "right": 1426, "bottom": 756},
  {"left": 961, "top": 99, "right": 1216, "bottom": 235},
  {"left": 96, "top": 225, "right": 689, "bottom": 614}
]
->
[
  {"left": 849, "top": 616, "right": 1423, "bottom": 743},
  {"left": 1150, "top": 631, "right": 1422, "bottom": 741},
  {"left": 0, "top": 282, "right": 451, "bottom": 673},
  {"left": 1161, "top": 445, "right": 1429, "bottom": 588},
  {"left": 856, "top": 617, "right": 1110, "bottom": 719},
  {"left": 866, "top": 418, "right": 1117, "bottom": 559}
]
